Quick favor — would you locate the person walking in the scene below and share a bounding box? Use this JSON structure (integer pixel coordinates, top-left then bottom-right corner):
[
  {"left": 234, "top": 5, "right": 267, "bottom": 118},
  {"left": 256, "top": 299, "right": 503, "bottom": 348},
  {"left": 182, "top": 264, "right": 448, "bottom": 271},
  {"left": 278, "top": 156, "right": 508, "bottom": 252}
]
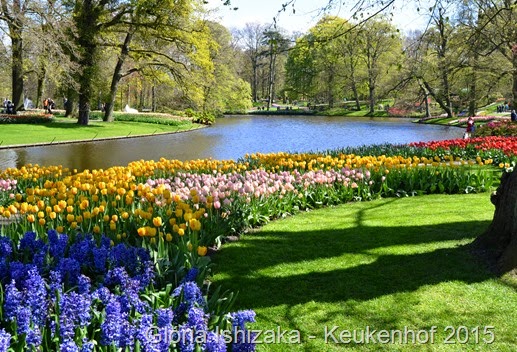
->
[
  {"left": 464, "top": 116, "right": 475, "bottom": 139},
  {"left": 511, "top": 110, "right": 517, "bottom": 122}
]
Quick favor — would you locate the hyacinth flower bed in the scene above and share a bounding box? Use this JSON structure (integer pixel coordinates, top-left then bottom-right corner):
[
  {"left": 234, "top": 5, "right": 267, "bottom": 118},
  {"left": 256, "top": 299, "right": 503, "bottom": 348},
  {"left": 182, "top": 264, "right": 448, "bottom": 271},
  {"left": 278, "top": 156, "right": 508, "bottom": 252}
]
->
[
  {"left": 0, "top": 136, "right": 515, "bottom": 350},
  {"left": 0, "top": 230, "right": 255, "bottom": 351}
]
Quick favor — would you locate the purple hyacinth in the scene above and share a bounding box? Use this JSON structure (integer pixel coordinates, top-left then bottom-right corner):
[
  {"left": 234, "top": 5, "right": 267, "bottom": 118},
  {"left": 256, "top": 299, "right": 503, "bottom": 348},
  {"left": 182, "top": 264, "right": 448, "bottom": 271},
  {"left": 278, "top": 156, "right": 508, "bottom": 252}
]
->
[
  {"left": 205, "top": 331, "right": 227, "bottom": 352},
  {"left": 16, "top": 306, "right": 31, "bottom": 335},
  {"left": 156, "top": 308, "right": 174, "bottom": 328},
  {"left": 177, "top": 325, "right": 194, "bottom": 352},
  {"left": 26, "top": 327, "right": 42, "bottom": 349},
  {"left": 57, "top": 258, "right": 81, "bottom": 287},
  {"left": 48, "top": 230, "right": 69, "bottom": 260},
  {"left": 3, "top": 280, "right": 22, "bottom": 320},
  {"left": 9, "top": 261, "right": 28, "bottom": 284},
  {"left": 0, "top": 236, "right": 12, "bottom": 258},
  {"left": 23, "top": 266, "right": 48, "bottom": 326},
  {"left": 0, "top": 329, "right": 11, "bottom": 352},
  {"left": 92, "top": 246, "right": 108, "bottom": 273},
  {"left": 69, "top": 235, "right": 95, "bottom": 268},
  {"left": 78, "top": 275, "right": 91, "bottom": 295},
  {"left": 79, "top": 339, "right": 94, "bottom": 352},
  {"left": 136, "top": 313, "right": 160, "bottom": 352},
  {"left": 230, "top": 310, "right": 256, "bottom": 352},
  {"left": 187, "top": 307, "right": 207, "bottom": 332},
  {"left": 92, "top": 287, "right": 112, "bottom": 305},
  {"left": 60, "top": 339, "right": 79, "bottom": 352},
  {"left": 183, "top": 267, "right": 199, "bottom": 283},
  {"left": 172, "top": 282, "right": 205, "bottom": 309},
  {"left": 49, "top": 270, "right": 63, "bottom": 301},
  {"left": 230, "top": 310, "right": 256, "bottom": 329},
  {"left": 100, "top": 299, "right": 124, "bottom": 347}
]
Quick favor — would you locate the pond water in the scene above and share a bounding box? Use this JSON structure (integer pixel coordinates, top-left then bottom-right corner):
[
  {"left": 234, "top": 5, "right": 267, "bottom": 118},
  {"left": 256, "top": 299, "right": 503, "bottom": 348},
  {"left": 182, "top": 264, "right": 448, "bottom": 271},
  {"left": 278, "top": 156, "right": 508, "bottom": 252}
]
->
[{"left": 0, "top": 115, "right": 462, "bottom": 172}]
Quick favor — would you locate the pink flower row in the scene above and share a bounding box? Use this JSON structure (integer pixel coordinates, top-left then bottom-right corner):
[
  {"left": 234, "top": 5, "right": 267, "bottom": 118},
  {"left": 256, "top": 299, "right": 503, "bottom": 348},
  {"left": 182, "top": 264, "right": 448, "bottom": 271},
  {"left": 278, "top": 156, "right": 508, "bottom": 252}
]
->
[
  {"left": 144, "top": 168, "right": 373, "bottom": 206},
  {"left": 0, "top": 179, "right": 17, "bottom": 192}
]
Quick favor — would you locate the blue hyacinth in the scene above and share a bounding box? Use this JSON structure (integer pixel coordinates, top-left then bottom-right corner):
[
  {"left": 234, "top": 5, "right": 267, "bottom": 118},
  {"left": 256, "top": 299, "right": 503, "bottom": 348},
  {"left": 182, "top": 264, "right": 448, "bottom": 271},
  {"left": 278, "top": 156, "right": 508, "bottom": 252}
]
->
[
  {"left": 0, "top": 236, "right": 12, "bottom": 258},
  {"left": 26, "top": 327, "right": 42, "bottom": 349},
  {"left": 58, "top": 257, "right": 81, "bottom": 287},
  {"left": 48, "top": 230, "right": 69, "bottom": 260},
  {"left": 60, "top": 339, "right": 79, "bottom": 352},
  {"left": 183, "top": 267, "right": 199, "bottom": 283},
  {"left": 156, "top": 308, "right": 174, "bottom": 328},
  {"left": 173, "top": 282, "right": 205, "bottom": 309},
  {"left": 16, "top": 306, "right": 31, "bottom": 335},
  {"left": 205, "top": 331, "right": 227, "bottom": 352},
  {"left": 101, "top": 299, "right": 124, "bottom": 346},
  {"left": 0, "top": 329, "right": 11, "bottom": 352},
  {"left": 136, "top": 313, "right": 161, "bottom": 352},
  {"left": 23, "top": 266, "right": 48, "bottom": 326},
  {"left": 230, "top": 310, "right": 257, "bottom": 352},
  {"left": 230, "top": 310, "right": 256, "bottom": 329},
  {"left": 187, "top": 307, "right": 207, "bottom": 332},
  {"left": 3, "top": 280, "right": 22, "bottom": 321},
  {"left": 68, "top": 235, "right": 95, "bottom": 268}
]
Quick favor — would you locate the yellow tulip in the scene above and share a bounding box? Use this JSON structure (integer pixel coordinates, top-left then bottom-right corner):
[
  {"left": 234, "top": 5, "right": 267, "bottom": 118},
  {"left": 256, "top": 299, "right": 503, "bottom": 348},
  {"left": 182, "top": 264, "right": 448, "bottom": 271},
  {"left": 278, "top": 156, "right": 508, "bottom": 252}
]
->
[{"left": 197, "top": 246, "right": 208, "bottom": 257}]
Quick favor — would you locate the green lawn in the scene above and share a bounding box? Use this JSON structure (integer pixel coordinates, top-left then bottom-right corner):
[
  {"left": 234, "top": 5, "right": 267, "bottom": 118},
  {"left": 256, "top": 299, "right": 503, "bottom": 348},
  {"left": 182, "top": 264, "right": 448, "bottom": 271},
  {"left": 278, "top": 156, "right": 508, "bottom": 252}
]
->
[
  {"left": 212, "top": 193, "right": 516, "bottom": 351},
  {"left": 0, "top": 117, "right": 201, "bottom": 147}
]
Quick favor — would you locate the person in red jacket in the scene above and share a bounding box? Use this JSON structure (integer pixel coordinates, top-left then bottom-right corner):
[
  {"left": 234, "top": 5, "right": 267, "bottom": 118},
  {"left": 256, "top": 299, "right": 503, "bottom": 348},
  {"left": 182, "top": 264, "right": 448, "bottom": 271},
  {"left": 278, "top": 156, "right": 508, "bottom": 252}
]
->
[{"left": 464, "top": 116, "right": 475, "bottom": 139}]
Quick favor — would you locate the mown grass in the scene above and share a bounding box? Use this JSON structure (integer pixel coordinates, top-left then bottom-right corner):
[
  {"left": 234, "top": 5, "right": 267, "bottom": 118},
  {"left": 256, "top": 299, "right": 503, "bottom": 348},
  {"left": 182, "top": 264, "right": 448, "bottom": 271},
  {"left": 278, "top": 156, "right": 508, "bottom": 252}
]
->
[
  {"left": 212, "top": 193, "right": 516, "bottom": 351},
  {"left": 0, "top": 115, "right": 200, "bottom": 147}
]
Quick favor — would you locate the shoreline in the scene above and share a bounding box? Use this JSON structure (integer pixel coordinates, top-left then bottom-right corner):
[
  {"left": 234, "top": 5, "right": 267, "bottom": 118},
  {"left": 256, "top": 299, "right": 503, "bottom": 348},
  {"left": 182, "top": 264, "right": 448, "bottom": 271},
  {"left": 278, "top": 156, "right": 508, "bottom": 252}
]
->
[{"left": 0, "top": 124, "right": 207, "bottom": 150}]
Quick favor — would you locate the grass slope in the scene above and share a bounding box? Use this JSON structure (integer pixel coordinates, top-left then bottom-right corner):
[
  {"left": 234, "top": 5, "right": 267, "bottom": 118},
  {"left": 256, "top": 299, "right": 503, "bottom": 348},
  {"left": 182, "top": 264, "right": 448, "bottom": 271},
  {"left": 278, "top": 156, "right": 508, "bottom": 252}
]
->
[
  {"left": 212, "top": 193, "right": 516, "bottom": 351},
  {"left": 0, "top": 117, "right": 199, "bottom": 147}
]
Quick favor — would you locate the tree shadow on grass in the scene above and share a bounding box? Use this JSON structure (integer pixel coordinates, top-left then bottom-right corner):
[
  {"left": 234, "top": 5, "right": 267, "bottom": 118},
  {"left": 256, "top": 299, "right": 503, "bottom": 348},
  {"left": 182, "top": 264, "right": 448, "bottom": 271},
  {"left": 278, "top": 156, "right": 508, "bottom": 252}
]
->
[{"left": 212, "top": 199, "right": 496, "bottom": 308}]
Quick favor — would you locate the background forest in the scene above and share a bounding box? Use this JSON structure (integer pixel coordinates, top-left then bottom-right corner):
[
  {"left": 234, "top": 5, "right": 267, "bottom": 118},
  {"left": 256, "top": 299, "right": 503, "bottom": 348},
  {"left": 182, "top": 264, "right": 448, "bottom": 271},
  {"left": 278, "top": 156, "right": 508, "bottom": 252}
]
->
[{"left": 0, "top": 0, "right": 516, "bottom": 124}]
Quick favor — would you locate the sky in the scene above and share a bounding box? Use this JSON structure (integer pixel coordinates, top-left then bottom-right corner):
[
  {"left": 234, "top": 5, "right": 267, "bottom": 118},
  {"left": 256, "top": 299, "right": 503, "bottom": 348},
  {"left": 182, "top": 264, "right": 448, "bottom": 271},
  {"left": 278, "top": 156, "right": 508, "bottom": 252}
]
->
[{"left": 206, "top": 0, "right": 432, "bottom": 34}]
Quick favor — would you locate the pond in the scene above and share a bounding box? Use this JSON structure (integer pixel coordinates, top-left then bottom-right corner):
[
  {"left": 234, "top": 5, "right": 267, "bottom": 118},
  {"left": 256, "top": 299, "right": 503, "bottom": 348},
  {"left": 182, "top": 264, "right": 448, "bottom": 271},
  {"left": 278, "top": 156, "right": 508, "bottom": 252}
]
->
[{"left": 0, "top": 115, "right": 462, "bottom": 171}]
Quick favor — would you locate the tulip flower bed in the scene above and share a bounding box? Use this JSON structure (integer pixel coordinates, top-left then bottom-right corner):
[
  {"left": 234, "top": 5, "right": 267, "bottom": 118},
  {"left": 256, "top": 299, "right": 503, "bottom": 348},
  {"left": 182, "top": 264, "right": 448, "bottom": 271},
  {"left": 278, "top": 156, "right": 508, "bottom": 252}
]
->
[
  {"left": 0, "top": 136, "right": 514, "bottom": 351},
  {"left": 0, "top": 114, "right": 53, "bottom": 124}
]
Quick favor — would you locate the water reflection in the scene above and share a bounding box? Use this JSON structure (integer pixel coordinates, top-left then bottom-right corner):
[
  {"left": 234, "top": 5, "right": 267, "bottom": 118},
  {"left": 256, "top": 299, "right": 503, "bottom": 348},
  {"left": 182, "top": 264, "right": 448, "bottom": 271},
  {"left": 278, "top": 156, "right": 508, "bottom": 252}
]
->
[{"left": 0, "top": 115, "right": 462, "bottom": 171}]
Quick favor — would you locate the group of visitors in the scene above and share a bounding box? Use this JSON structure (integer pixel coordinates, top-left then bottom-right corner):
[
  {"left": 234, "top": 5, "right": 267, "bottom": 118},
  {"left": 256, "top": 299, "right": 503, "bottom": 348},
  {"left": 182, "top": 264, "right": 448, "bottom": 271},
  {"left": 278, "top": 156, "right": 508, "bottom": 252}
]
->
[
  {"left": 496, "top": 103, "right": 509, "bottom": 113},
  {"left": 43, "top": 98, "right": 55, "bottom": 114},
  {"left": 2, "top": 99, "right": 15, "bottom": 114}
]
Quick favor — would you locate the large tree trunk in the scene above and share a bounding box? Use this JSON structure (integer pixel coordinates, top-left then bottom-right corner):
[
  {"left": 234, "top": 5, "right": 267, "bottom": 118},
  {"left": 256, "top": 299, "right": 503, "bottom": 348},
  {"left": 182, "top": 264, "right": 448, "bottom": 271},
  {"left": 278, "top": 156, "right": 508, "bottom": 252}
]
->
[
  {"left": 11, "top": 33, "right": 24, "bottom": 112},
  {"left": 74, "top": 0, "right": 99, "bottom": 126},
  {"left": 473, "top": 169, "right": 517, "bottom": 274},
  {"left": 104, "top": 28, "right": 134, "bottom": 122},
  {"left": 36, "top": 62, "right": 47, "bottom": 110}
]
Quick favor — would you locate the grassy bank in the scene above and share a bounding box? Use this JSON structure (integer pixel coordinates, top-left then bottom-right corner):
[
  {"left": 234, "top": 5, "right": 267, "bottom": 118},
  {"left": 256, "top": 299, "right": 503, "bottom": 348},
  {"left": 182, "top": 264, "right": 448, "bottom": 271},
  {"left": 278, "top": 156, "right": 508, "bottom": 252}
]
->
[
  {"left": 212, "top": 193, "right": 516, "bottom": 351},
  {"left": 0, "top": 114, "right": 200, "bottom": 147}
]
